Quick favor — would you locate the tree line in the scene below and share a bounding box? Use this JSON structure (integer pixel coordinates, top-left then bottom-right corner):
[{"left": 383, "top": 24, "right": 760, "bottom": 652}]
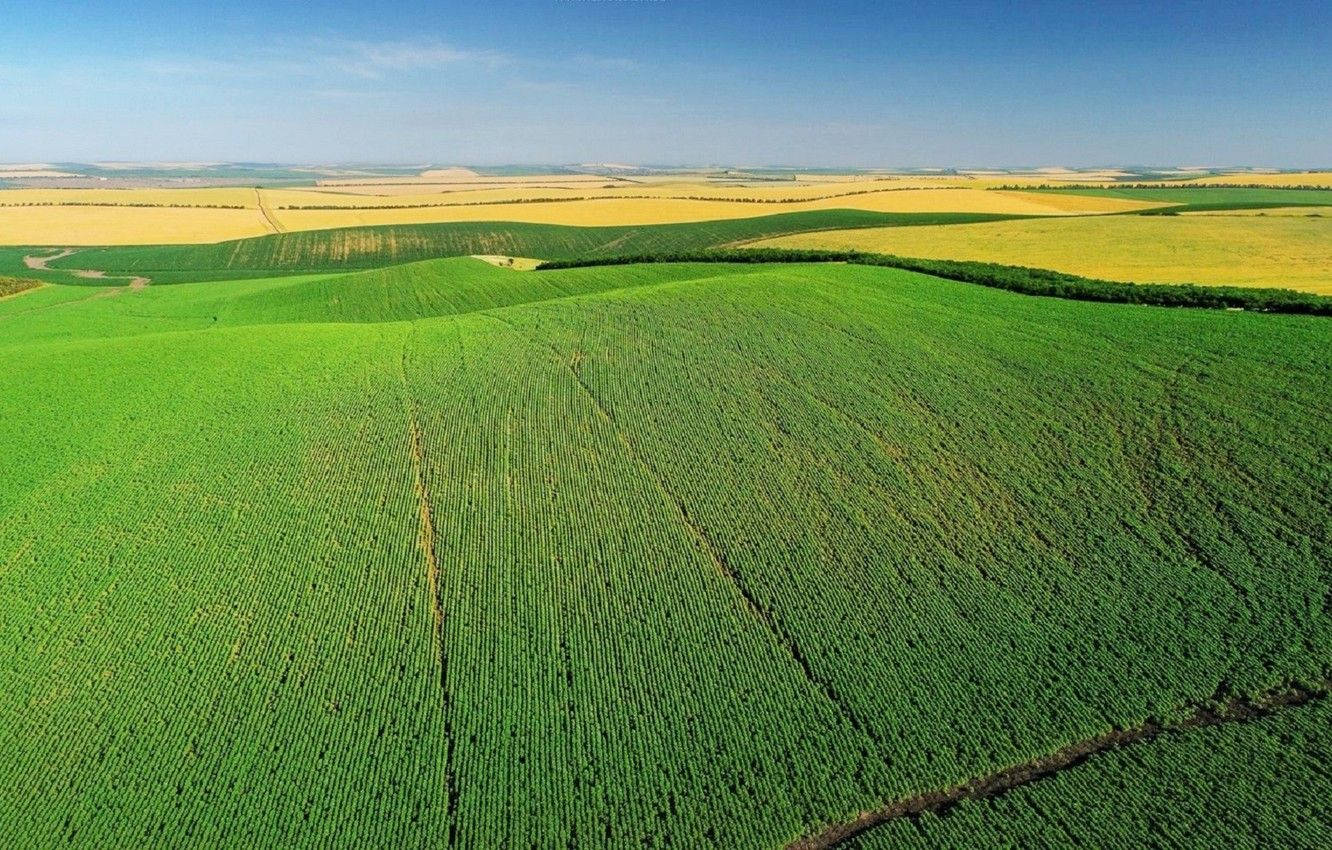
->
[{"left": 536, "top": 248, "right": 1332, "bottom": 316}]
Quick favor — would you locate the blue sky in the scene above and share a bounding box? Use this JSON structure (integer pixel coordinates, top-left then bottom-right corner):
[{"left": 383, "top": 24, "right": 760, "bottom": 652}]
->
[{"left": 1, "top": 0, "right": 1329, "bottom": 166}]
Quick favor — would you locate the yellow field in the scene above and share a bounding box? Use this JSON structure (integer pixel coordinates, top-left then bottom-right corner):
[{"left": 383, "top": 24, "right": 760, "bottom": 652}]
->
[
  {"left": 758, "top": 215, "right": 1332, "bottom": 294},
  {"left": 0, "top": 187, "right": 259, "bottom": 207},
  {"left": 1186, "top": 171, "right": 1332, "bottom": 188},
  {"left": 0, "top": 206, "right": 272, "bottom": 245},
  {"left": 266, "top": 188, "right": 1160, "bottom": 231}
]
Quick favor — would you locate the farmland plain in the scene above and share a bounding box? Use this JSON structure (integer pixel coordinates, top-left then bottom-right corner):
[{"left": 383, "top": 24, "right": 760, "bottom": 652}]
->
[{"left": 1, "top": 252, "right": 1329, "bottom": 848}]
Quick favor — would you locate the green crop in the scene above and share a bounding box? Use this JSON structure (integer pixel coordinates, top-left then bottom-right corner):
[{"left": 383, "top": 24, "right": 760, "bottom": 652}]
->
[
  {"left": 846, "top": 697, "right": 1332, "bottom": 848},
  {"left": 1, "top": 259, "right": 1328, "bottom": 848}
]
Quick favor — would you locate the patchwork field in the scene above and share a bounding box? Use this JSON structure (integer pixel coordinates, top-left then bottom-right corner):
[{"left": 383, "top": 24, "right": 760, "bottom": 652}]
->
[
  {"left": 0, "top": 183, "right": 1161, "bottom": 245},
  {"left": 38, "top": 211, "right": 1024, "bottom": 278},
  {"left": 1, "top": 255, "right": 1329, "bottom": 848},
  {"left": 759, "top": 214, "right": 1332, "bottom": 293},
  {"left": 8, "top": 172, "right": 1329, "bottom": 246}
]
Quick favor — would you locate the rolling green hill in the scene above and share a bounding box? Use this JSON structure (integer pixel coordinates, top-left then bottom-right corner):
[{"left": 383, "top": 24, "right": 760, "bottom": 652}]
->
[
  {"left": 1, "top": 259, "right": 1329, "bottom": 848},
  {"left": 47, "top": 210, "right": 1029, "bottom": 279}
]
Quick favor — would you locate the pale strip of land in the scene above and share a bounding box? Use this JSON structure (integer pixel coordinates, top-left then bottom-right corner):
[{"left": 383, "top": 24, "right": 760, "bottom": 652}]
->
[
  {"left": 0, "top": 170, "right": 80, "bottom": 178},
  {"left": 1183, "top": 207, "right": 1330, "bottom": 217},
  {"left": 470, "top": 255, "right": 542, "bottom": 270},
  {"left": 758, "top": 215, "right": 1332, "bottom": 294},
  {"left": 0, "top": 187, "right": 259, "bottom": 207}
]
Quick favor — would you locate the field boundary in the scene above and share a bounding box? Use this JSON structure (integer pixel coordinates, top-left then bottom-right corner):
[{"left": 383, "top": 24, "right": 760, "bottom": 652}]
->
[{"left": 786, "top": 676, "right": 1332, "bottom": 849}]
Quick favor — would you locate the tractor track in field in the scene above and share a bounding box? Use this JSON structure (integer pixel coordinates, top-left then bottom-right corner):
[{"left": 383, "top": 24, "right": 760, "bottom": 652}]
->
[
  {"left": 397, "top": 325, "right": 460, "bottom": 848},
  {"left": 255, "top": 188, "right": 285, "bottom": 234},
  {"left": 786, "top": 676, "right": 1332, "bottom": 849},
  {"left": 23, "top": 249, "right": 150, "bottom": 291},
  {"left": 480, "top": 309, "right": 883, "bottom": 752}
]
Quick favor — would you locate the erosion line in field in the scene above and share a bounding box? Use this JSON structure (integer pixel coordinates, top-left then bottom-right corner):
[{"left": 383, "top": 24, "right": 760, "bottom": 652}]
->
[
  {"left": 22, "top": 249, "right": 150, "bottom": 291},
  {"left": 481, "top": 311, "right": 877, "bottom": 743},
  {"left": 397, "top": 327, "right": 460, "bottom": 848},
  {"left": 786, "top": 676, "right": 1332, "bottom": 850}
]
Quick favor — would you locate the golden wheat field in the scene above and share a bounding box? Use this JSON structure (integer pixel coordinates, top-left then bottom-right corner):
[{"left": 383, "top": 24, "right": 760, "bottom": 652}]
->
[
  {"left": 0, "top": 187, "right": 260, "bottom": 207},
  {"left": 758, "top": 214, "right": 1332, "bottom": 294},
  {"left": 1186, "top": 171, "right": 1332, "bottom": 188},
  {"left": 0, "top": 205, "right": 273, "bottom": 245}
]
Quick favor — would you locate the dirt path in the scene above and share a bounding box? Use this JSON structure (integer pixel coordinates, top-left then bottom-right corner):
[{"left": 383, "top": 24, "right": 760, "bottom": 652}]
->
[
  {"left": 23, "top": 249, "right": 150, "bottom": 291},
  {"left": 786, "top": 677, "right": 1331, "bottom": 849},
  {"left": 255, "top": 188, "right": 284, "bottom": 234}
]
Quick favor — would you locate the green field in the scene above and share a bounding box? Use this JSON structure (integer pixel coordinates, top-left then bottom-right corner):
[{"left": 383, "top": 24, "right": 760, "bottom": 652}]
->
[
  {"left": 2, "top": 257, "right": 1329, "bottom": 847},
  {"left": 846, "top": 697, "right": 1332, "bottom": 848},
  {"left": 44, "top": 210, "right": 1030, "bottom": 279}
]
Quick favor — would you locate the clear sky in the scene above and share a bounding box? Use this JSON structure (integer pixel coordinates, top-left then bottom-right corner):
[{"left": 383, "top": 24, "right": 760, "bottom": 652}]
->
[{"left": 1, "top": 0, "right": 1329, "bottom": 167}]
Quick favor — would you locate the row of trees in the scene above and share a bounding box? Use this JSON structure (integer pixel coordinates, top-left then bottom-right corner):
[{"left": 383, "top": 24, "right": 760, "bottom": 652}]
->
[{"left": 536, "top": 248, "right": 1332, "bottom": 315}]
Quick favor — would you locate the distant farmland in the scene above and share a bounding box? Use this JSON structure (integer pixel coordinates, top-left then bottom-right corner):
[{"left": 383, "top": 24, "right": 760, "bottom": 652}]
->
[
  {"left": 44, "top": 210, "right": 1026, "bottom": 277},
  {"left": 759, "top": 212, "right": 1332, "bottom": 293},
  {"left": 0, "top": 181, "right": 1158, "bottom": 245}
]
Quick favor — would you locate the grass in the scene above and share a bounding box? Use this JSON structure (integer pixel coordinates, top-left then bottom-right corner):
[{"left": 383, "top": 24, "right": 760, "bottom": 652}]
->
[
  {"left": 1, "top": 258, "right": 1329, "bottom": 848},
  {"left": 757, "top": 213, "right": 1332, "bottom": 294},
  {"left": 50, "top": 210, "right": 1030, "bottom": 278}
]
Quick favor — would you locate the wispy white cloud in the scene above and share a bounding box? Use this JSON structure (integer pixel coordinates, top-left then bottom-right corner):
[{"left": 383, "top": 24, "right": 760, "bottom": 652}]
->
[
  {"left": 335, "top": 39, "right": 509, "bottom": 76},
  {"left": 135, "top": 37, "right": 510, "bottom": 84},
  {"left": 566, "top": 54, "right": 640, "bottom": 73}
]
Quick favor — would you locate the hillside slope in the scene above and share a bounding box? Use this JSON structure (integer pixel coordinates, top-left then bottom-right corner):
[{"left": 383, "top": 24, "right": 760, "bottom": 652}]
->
[
  {"left": 49, "top": 210, "right": 1028, "bottom": 279},
  {"left": 1, "top": 260, "right": 1329, "bottom": 848}
]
